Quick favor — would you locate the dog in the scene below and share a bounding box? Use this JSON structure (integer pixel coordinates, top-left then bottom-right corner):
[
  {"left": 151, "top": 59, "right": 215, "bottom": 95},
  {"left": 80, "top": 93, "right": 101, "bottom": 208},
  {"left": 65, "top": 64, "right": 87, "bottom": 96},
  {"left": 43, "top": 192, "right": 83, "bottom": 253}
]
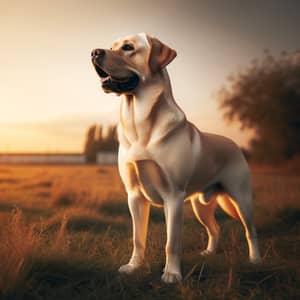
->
[{"left": 91, "top": 33, "right": 261, "bottom": 283}]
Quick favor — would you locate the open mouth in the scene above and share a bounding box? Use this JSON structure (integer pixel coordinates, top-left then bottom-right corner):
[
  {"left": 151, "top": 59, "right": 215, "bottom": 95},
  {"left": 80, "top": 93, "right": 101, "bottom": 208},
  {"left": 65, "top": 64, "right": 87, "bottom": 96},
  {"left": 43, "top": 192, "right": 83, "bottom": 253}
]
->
[
  {"left": 93, "top": 62, "right": 139, "bottom": 93},
  {"left": 94, "top": 64, "right": 110, "bottom": 80}
]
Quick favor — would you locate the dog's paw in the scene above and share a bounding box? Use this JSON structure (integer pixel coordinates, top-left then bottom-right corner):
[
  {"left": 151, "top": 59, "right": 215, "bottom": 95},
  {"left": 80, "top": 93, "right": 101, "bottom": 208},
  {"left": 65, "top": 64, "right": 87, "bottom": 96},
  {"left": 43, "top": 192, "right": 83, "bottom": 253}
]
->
[
  {"left": 118, "top": 263, "right": 139, "bottom": 274},
  {"left": 161, "top": 271, "right": 182, "bottom": 284},
  {"left": 200, "top": 249, "right": 215, "bottom": 256},
  {"left": 250, "top": 256, "right": 262, "bottom": 264}
]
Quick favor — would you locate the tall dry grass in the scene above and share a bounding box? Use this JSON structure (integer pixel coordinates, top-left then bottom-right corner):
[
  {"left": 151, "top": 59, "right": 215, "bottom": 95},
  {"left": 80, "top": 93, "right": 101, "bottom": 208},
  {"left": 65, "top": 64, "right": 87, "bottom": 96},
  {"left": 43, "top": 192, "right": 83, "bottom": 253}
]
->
[
  {"left": 0, "top": 208, "right": 106, "bottom": 298},
  {"left": 0, "top": 210, "right": 41, "bottom": 295},
  {"left": 0, "top": 165, "right": 299, "bottom": 299}
]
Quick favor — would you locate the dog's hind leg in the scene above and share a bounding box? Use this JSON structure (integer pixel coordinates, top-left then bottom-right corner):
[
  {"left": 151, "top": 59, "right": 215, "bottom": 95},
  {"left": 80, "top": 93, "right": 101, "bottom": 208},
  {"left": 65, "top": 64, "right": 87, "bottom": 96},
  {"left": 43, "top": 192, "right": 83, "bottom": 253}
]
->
[
  {"left": 220, "top": 167, "right": 261, "bottom": 264},
  {"left": 191, "top": 194, "right": 220, "bottom": 255}
]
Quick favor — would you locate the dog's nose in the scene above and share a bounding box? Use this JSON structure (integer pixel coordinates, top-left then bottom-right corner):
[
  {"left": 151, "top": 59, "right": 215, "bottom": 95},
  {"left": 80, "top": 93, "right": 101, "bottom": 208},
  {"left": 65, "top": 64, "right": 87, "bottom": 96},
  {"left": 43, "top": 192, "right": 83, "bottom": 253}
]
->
[{"left": 91, "top": 48, "right": 105, "bottom": 58}]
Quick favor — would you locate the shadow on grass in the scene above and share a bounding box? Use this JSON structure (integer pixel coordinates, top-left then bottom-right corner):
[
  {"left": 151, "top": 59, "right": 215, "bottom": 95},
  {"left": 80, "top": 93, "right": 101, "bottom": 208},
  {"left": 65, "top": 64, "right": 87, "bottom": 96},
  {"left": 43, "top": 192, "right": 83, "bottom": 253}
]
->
[
  {"left": 258, "top": 207, "right": 300, "bottom": 237},
  {"left": 236, "top": 263, "right": 299, "bottom": 299},
  {"left": 277, "top": 207, "right": 300, "bottom": 226},
  {"left": 66, "top": 216, "right": 128, "bottom": 233},
  {"left": 4, "top": 256, "right": 298, "bottom": 300},
  {"left": 0, "top": 178, "right": 20, "bottom": 184},
  {"left": 100, "top": 201, "right": 168, "bottom": 224},
  {"left": 0, "top": 202, "right": 53, "bottom": 217},
  {"left": 99, "top": 201, "right": 230, "bottom": 225},
  {"left": 97, "top": 167, "right": 110, "bottom": 174},
  {"left": 99, "top": 201, "right": 130, "bottom": 217},
  {"left": 45, "top": 214, "right": 129, "bottom": 234},
  {"left": 22, "top": 180, "right": 53, "bottom": 189},
  {"left": 4, "top": 256, "right": 183, "bottom": 300},
  {"left": 35, "top": 191, "right": 51, "bottom": 198},
  {"left": 3, "top": 257, "right": 117, "bottom": 300}
]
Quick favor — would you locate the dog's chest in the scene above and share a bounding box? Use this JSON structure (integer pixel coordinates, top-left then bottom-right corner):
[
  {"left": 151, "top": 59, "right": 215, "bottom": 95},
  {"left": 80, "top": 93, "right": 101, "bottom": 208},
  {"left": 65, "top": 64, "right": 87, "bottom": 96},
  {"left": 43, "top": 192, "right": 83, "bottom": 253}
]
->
[
  {"left": 125, "top": 143, "right": 151, "bottom": 162},
  {"left": 120, "top": 95, "right": 158, "bottom": 146}
]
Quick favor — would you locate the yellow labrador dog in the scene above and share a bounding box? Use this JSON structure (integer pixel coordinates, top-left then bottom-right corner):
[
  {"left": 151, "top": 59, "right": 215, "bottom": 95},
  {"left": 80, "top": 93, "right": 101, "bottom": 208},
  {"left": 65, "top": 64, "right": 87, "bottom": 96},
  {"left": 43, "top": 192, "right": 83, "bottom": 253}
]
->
[{"left": 91, "top": 33, "right": 261, "bottom": 283}]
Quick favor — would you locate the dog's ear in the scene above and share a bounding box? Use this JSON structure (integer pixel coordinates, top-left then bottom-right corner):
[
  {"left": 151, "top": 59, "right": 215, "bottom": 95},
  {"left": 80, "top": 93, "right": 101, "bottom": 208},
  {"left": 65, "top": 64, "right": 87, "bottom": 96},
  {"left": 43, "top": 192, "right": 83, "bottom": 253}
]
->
[{"left": 148, "top": 37, "right": 177, "bottom": 73}]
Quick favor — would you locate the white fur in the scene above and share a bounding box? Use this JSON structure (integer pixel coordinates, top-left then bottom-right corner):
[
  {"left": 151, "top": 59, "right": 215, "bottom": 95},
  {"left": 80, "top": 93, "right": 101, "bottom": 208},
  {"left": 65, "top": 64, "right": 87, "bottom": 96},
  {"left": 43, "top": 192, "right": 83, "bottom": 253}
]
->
[{"left": 96, "top": 33, "right": 261, "bottom": 284}]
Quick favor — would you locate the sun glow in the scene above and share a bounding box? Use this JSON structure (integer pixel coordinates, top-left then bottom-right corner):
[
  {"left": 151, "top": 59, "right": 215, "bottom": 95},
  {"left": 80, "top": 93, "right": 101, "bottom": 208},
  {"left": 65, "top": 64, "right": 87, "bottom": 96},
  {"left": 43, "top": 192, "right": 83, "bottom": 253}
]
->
[{"left": 1, "top": 1, "right": 299, "bottom": 152}]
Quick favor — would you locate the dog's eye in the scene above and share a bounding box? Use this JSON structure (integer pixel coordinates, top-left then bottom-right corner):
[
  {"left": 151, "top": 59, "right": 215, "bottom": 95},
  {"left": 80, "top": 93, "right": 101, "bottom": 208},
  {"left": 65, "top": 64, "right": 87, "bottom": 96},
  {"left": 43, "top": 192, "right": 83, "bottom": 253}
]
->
[{"left": 121, "top": 44, "right": 134, "bottom": 51}]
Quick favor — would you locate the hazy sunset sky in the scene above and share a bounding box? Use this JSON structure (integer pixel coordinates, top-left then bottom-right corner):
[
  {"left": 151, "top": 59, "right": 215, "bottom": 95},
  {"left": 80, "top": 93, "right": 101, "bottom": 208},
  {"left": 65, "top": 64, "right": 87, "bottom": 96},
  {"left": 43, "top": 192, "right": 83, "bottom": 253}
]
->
[{"left": 1, "top": 0, "right": 300, "bottom": 152}]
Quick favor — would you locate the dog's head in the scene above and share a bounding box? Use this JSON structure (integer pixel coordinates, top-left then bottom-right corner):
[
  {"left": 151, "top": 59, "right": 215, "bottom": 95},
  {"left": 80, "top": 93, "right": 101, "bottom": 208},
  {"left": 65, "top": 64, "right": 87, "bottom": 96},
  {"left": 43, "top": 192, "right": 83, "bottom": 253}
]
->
[{"left": 91, "top": 33, "right": 177, "bottom": 94}]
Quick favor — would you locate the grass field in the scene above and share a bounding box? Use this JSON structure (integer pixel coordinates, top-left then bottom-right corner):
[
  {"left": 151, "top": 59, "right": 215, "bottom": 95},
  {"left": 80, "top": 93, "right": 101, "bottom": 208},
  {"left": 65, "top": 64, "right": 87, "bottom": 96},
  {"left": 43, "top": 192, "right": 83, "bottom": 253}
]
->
[{"left": 0, "top": 164, "right": 299, "bottom": 299}]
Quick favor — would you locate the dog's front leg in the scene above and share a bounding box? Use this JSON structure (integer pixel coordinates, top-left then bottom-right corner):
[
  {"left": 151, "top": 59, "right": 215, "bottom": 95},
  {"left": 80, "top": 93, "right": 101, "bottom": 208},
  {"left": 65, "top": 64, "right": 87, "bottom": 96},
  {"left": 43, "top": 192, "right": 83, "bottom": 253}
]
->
[
  {"left": 162, "top": 195, "right": 184, "bottom": 283},
  {"left": 119, "top": 192, "right": 150, "bottom": 274}
]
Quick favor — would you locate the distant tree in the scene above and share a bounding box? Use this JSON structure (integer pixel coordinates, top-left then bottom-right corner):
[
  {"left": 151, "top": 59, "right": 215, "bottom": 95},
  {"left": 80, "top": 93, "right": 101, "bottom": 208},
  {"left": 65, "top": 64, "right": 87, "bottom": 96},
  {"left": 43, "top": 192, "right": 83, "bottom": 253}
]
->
[
  {"left": 218, "top": 50, "right": 300, "bottom": 163},
  {"left": 95, "top": 125, "right": 104, "bottom": 152},
  {"left": 101, "top": 125, "right": 118, "bottom": 152},
  {"left": 84, "top": 124, "right": 119, "bottom": 163},
  {"left": 84, "top": 125, "right": 97, "bottom": 163}
]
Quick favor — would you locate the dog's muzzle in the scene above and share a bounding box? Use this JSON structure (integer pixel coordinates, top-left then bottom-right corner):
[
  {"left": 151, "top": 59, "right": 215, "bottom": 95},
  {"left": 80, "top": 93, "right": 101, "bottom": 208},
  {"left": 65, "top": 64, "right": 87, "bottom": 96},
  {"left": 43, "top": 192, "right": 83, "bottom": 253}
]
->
[{"left": 91, "top": 48, "right": 139, "bottom": 93}]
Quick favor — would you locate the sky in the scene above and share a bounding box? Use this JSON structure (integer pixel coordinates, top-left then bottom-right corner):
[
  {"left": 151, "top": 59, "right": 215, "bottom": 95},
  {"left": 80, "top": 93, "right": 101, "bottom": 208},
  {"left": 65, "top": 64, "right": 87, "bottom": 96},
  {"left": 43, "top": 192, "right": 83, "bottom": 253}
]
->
[{"left": 1, "top": 0, "right": 300, "bottom": 152}]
